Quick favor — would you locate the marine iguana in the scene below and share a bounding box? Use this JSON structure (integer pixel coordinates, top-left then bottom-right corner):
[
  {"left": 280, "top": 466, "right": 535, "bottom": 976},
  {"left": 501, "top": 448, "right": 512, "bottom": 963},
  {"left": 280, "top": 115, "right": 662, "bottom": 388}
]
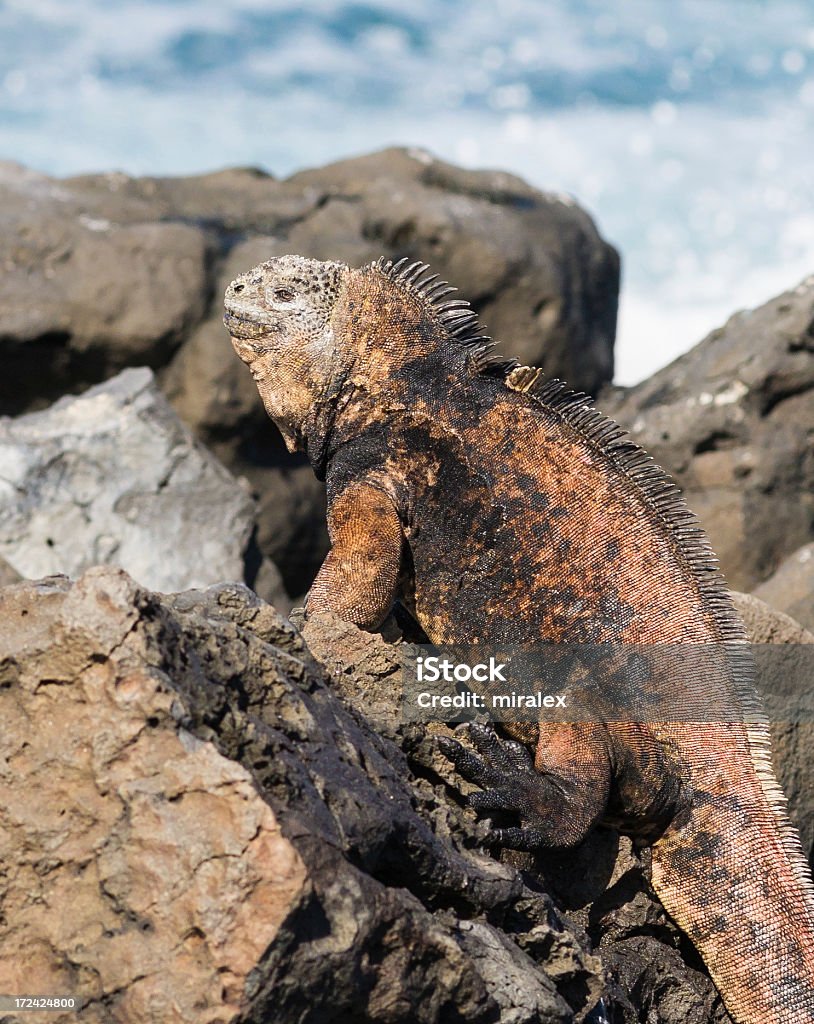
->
[{"left": 224, "top": 253, "right": 814, "bottom": 1023}]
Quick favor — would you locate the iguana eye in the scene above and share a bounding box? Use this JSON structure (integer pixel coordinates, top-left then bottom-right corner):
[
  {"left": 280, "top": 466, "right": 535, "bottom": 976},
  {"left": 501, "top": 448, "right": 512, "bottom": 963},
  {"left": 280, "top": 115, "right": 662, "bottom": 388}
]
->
[{"left": 273, "top": 287, "right": 296, "bottom": 303}]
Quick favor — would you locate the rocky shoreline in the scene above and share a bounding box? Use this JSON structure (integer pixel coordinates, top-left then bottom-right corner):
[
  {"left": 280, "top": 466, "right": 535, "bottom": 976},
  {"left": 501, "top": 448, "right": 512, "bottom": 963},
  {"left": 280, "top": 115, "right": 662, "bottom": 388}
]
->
[{"left": 1, "top": 148, "right": 813, "bottom": 1023}]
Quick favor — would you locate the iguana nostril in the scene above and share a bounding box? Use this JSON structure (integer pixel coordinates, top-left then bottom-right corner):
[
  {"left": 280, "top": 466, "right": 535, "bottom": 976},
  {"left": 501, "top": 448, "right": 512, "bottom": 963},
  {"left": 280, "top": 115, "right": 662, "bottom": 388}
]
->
[{"left": 233, "top": 283, "right": 244, "bottom": 294}]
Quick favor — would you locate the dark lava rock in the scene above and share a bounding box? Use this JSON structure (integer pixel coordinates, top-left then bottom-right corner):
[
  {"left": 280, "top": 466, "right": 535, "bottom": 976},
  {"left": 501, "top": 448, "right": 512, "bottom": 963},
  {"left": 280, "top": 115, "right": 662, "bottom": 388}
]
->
[{"left": 601, "top": 275, "right": 814, "bottom": 592}]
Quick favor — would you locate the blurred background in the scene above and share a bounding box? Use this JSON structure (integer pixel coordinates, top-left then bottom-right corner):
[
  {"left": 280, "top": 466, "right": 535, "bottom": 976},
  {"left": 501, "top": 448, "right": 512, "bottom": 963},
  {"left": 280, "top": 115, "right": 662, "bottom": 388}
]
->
[{"left": 1, "top": 0, "right": 812, "bottom": 383}]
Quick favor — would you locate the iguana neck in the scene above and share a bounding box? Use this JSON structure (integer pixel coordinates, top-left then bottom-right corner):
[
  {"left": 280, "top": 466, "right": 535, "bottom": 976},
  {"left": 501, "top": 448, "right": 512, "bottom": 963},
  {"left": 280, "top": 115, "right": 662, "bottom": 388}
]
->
[
  {"left": 344, "top": 265, "right": 464, "bottom": 382},
  {"left": 303, "top": 267, "right": 469, "bottom": 477}
]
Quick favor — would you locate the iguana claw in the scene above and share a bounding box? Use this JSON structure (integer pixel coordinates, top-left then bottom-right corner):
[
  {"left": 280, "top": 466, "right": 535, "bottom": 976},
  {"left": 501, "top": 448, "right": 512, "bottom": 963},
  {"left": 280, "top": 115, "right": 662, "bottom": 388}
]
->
[
  {"left": 438, "top": 733, "right": 513, "bottom": 790},
  {"left": 439, "top": 724, "right": 549, "bottom": 850}
]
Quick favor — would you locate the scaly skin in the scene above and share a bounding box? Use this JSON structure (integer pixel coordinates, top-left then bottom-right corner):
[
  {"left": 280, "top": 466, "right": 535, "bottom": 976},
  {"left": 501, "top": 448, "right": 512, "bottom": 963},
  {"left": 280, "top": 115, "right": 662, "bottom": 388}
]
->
[{"left": 224, "top": 254, "right": 814, "bottom": 1022}]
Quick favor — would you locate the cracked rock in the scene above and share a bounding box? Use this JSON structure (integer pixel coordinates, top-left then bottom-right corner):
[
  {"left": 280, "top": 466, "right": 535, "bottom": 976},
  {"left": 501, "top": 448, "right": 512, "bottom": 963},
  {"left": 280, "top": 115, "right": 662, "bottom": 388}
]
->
[{"left": 3, "top": 572, "right": 811, "bottom": 1023}]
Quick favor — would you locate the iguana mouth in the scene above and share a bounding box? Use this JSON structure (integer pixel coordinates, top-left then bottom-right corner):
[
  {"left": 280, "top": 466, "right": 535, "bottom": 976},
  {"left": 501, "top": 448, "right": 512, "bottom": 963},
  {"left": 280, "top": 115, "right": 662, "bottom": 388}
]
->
[{"left": 223, "top": 309, "right": 269, "bottom": 340}]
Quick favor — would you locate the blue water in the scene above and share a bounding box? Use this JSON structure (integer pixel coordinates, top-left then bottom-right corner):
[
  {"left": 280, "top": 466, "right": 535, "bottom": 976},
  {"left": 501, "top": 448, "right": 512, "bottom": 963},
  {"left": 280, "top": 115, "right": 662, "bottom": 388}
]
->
[{"left": 1, "top": 0, "right": 813, "bottom": 383}]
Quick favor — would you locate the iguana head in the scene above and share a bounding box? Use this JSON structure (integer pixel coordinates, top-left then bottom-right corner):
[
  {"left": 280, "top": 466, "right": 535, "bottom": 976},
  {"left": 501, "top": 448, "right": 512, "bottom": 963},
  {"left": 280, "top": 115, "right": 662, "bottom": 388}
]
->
[
  {"left": 224, "top": 254, "right": 349, "bottom": 451},
  {"left": 225, "top": 254, "right": 495, "bottom": 458}
]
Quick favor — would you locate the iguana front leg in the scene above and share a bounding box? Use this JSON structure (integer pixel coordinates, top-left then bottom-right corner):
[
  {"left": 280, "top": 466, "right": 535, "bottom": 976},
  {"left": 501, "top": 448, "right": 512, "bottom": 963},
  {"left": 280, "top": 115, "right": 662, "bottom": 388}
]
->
[
  {"left": 441, "top": 722, "right": 611, "bottom": 850},
  {"left": 306, "top": 480, "right": 403, "bottom": 630}
]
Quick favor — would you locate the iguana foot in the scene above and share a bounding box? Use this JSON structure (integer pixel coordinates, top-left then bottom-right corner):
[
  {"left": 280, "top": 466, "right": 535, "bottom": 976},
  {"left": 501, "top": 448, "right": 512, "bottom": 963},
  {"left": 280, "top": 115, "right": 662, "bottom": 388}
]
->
[{"left": 439, "top": 723, "right": 550, "bottom": 851}]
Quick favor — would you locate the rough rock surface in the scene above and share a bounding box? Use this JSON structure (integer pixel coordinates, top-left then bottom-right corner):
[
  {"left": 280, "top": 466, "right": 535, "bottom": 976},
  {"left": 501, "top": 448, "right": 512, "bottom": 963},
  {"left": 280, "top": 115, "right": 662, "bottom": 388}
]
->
[
  {"left": 601, "top": 275, "right": 814, "bottom": 591},
  {"left": 0, "top": 150, "right": 619, "bottom": 595},
  {"left": 0, "top": 368, "right": 285, "bottom": 604},
  {"left": 283, "top": 148, "right": 619, "bottom": 389},
  {"left": 4, "top": 570, "right": 813, "bottom": 1023},
  {"left": 731, "top": 590, "right": 814, "bottom": 646},
  {"left": 752, "top": 543, "right": 814, "bottom": 633},
  {"left": 0, "top": 574, "right": 306, "bottom": 1024},
  {"left": 0, "top": 163, "right": 208, "bottom": 415},
  {"left": 303, "top": 613, "right": 736, "bottom": 1024},
  {"left": 0, "top": 569, "right": 605, "bottom": 1024}
]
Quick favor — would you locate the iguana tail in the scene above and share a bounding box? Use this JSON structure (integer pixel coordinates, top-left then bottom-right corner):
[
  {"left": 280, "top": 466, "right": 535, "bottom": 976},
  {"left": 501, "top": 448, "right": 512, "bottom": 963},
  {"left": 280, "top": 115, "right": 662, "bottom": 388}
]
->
[{"left": 651, "top": 722, "right": 814, "bottom": 1024}]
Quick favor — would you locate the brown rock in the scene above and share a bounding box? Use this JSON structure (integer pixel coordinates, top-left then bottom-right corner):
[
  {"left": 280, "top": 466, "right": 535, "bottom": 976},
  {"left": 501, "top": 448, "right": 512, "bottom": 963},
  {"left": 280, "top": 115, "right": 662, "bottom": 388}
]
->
[
  {"left": 732, "top": 590, "right": 814, "bottom": 645},
  {"left": 1, "top": 150, "right": 619, "bottom": 595},
  {"left": 0, "top": 163, "right": 208, "bottom": 415},
  {"left": 601, "top": 275, "right": 814, "bottom": 592},
  {"left": 67, "top": 150, "right": 619, "bottom": 395},
  {"left": 0, "top": 571, "right": 603, "bottom": 1023},
  {"left": 65, "top": 165, "right": 322, "bottom": 234},
  {"left": 0, "top": 571, "right": 305, "bottom": 1023}
]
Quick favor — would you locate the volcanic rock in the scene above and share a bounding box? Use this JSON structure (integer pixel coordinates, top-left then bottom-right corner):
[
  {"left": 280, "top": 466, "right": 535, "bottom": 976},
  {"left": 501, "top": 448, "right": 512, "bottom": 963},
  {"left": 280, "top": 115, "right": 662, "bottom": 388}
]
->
[
  {"left": 0, "top": 150, "right": 620, "bottom": 594},
  {"left": 732, "top": 591, "right": 814, "bottom": 863},
  {"left": 602, "top": 275, "right": 814, "bottom": 591},
  {"left": 0, "top": 569, "right": 602, "bottom": 1023},
  {"left": 752, "top": 543, "right": 814, "bottom": 633}
]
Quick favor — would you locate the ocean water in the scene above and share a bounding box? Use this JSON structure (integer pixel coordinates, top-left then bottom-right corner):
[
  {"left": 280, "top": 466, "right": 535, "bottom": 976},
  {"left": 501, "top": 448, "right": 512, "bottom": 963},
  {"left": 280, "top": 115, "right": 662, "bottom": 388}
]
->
[{"left": 1, "top": 0, "right": 813, "bottom": 384}]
